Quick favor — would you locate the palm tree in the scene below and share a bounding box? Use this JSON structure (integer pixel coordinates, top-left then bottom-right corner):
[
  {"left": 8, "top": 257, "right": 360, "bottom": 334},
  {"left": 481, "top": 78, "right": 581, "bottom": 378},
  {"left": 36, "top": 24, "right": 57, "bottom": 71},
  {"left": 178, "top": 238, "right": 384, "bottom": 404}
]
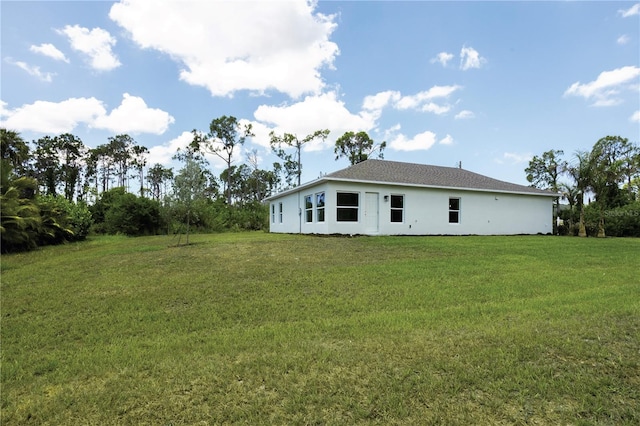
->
[
  {"left": 1, "top": 128, "right": 31, "bottom": 175},
  {"left": 1, "top": 164, "right": 42, "bottom": 252},
  {"left": 589, "top": 136, "right": 631, "bottom": 237},
  {"left": 565, "top": 151, "right": 591, "bottom": 237},
  {"left": 558, "top": 181, "right": 579, "bottom": 231}
]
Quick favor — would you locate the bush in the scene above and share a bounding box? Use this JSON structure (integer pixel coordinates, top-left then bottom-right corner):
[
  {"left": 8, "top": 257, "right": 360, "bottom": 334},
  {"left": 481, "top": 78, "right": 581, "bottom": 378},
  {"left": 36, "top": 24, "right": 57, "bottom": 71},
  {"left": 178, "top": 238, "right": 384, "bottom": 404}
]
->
[
  {"left": 603, "top": 202, "right": 640, "bottom": 237},
  {"left": 92, "top": 188, "right": 268, "bottom": 237},
  {"left": 92, "top": 188, "right": 164, "bottom": 236},
  {"left": 67, "top": 201, "right": 93, "bottom": 240},
  {"left": 161, "top": 198, "right": 269, "bottom": 236},
  {"left": 227, "top": 201, "right": 269, "bottom": 231},
  {"left": 90, "top": 188, "right": 126, "bottom": 233},
  {"left": 1, "top": 171, "right": 41, "bottom": 253},
  {"left": 37, "top": 195, "right": 93, "bottom": 243},
  {"left": 37, "top": 196, "right": 75, "bottom": 246},
  {"left": 572, "top": 202, "right": 640, "bottom": 237},
  {"left": 1, "top": 164, "right": 91, "bottom": 252}
]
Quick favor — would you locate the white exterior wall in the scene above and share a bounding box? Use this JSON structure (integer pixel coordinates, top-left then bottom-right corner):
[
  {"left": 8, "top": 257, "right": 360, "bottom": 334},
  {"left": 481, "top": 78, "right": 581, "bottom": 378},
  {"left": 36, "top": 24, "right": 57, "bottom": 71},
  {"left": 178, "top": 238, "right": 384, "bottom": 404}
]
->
[
  {"left": 269, "top": 181, "right": 553, "bottom": 235},
  {"left": 269, "top": 183, "right": 332, "bottom": 234}
]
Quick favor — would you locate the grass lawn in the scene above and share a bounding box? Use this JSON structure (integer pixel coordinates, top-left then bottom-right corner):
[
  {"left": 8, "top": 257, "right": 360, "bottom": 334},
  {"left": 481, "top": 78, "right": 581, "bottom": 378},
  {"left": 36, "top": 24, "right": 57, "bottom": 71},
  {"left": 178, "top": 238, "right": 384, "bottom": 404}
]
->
[{"left": 1, "top": 233, "right": 639, "bottom": 425}]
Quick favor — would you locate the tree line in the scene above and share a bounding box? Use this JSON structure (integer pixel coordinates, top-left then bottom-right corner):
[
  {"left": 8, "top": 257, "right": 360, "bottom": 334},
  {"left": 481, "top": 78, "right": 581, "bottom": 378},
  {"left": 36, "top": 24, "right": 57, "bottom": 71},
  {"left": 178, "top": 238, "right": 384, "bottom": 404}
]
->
[
  {"left": 1, "top": 119, "right": 386, "bottom": 252},
  {"left": 525, "top": 135, "right": 640, "bottom": 237}
]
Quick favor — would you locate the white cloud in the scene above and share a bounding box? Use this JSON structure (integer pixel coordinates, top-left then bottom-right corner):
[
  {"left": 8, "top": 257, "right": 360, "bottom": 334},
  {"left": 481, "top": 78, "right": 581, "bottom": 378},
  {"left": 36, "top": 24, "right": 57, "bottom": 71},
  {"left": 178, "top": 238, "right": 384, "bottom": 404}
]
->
[
  {"left": 497, "top": 152, "right": 532, "bottom": 165},
  {"left": 460, "top": 46, "right": 486, "bottom": 70},
  {"left": 241, "top": 120, "right": 274, "bottom": 150},
  {"left": 619, "top": 3, "right": 640, "bottom": 17},
  {"left": 252, "top": 91, "right": 374, "bottom": 151},
  {"left": 150, "top": 129, "right": 261, "bottom": 172},
  {"left": 439, "top": 134, "right": 454, "bottom": 145},
  {"left": 389, "top": 130, "right": 437, "bottom": 152},
  {"left": 361, "top": 86, "right": 462, "bottom": 120},
  {"left": 362, "top": 90, "right": 401, "bottom": 112},
  {"left": 147, "top": 131, "right": 194, "bottom": 166},
  {"left": 455, "top": 110, "right": 475, "bottom": 119},
  {"left": 394, "top": 95, "right": 422, "bottom": 110},
  {"left": 421, "top": 103, "right": 452, "bottom": 115},
  {"left": 0, "top": 97, "right": 106, "bottom": 134},
  {"left": 591, "top": 98, "right": 623, "bottom": 107},
  {"left": 58, "top": 24, "right": 121, "bottom": 71},
  {"left": 617, "top": 34, "right": 631, "bottom": 45},
  {"left": 1, "top": 94, "right": 173, "bottom": 135},
  {"left": 630, "top": 110, "right": 640, "bottom": 122},
  {"left": 92, "top": 93, "right": 175, "bottom": 135},
  {"left": 431, "top": 51, "right": 454, "bottom": 67},
  {"left": 7, "top": 59, "right": 54, "bottom": 82},
  {"left": 393, "top": 85, "right": 462, "bottom": 115},
  {"left": 564, "top": 66, "right": 640, "bottom": 106},
  {"left": 382, "top": 123, "right": 402, "bottom": 142},
  {"left": 30, "top": 43, "right": 69, "bottom": 62},
  {"left": 250, "top": 86, "right": 461, "bottom": 153},
  {"left": 247, "top": 85, "right": 463, "bottom": 154},
  {"left": 421, "top": 85, "right": 462, "bottom": 99},
  {"left": 109, "top": 0, "right": 338, "bottom": 98}
]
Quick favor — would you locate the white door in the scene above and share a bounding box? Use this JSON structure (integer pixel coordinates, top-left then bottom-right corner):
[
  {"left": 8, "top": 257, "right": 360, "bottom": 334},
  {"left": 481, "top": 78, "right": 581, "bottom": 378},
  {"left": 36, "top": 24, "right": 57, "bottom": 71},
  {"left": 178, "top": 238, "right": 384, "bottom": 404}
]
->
[{"left": 364, "top": 192, "right": 379, "bottom": 234}]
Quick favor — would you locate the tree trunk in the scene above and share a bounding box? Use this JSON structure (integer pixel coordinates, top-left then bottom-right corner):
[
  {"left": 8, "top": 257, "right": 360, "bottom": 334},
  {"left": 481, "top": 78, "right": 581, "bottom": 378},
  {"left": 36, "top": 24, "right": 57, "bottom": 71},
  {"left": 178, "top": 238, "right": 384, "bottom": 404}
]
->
[
  {"left": 578, "top": 205, "right": 587, "bottom": 237},
  {"left": 227, "top": 167, "right": 232, "bottom": 205},
  {"left": 139, "top": 169, "right": 144, "bottom": 197},
  {"left": 296, "top": 141, "right": 302, "bottom": 187},
  {"left": 567, "top": 201, "right": 574, "bottom": 230},
  {"left": 553, "top": 198, "right": 559, "bottom": 235},
  {"left": 597, "top": 208, "right": 606, "bottom": 238},
  {"left": 186, "top": 209, "right": 190, "bottom": 245}
]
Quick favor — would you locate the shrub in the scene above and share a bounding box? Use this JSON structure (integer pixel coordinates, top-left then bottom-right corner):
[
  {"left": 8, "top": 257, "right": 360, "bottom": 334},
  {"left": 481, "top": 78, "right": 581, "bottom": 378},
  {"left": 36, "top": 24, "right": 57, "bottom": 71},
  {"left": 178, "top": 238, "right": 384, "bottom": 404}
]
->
[
  {"left": 91, "top": 188, "right": 164, "bottom": 236},
  {"left": 103, "top": 193, "right": 163, "bottom": 236},
  {"left": 603, "top": 202, "right": 640, "bottom": 237},
  {"left": 573, "top": 202, "right": 640, "bottom": 237},
  {"left": 37, "top": 196, "right": 93, "bottom": 244},
  {"left": 227, "top": 201, "right": 268, "bottom": 231},
  {"left": 1, "top": 172, "right": 41, "bottom": 253},
  {"left": 67, "top": 201, "right": 93, "bottom": 240},
  {"left": 90, "top": 188, "right": 126, "bottom": 234},
  {"left": 36, "top": 196, "right": 75, "bottom": 246}
]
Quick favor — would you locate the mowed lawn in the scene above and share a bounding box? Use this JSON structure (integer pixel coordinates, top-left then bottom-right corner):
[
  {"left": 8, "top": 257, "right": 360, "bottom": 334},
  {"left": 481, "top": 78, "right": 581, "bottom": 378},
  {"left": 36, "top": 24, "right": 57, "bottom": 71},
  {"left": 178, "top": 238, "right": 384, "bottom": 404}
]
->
[{"left": 1, "top": 233, "right": 638, "bottom": 425}]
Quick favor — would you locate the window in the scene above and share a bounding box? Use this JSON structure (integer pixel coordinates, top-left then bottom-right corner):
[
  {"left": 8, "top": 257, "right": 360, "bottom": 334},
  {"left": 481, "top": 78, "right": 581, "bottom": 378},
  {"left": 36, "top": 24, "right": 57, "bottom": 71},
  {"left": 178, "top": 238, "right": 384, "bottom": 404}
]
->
[
  {"left": 278, "top": 202, "right": 283, "bottom": 223},
  {"left": 271, "top": 204, "right": 276, "bottom": 223},
  {"left": 337, "top": 192, "right": 359, "bottom": 222},
  {"left": 304, "top": 195, "right": 313, "bottom": 222},
  {"left": 390, "top": 195, "right": 404, "bottom": 222},
  {"left": 316, "top": 192, "right": 325, "bottom": 222},
  {"left": 449, "top": 198, "right": 460, "bottom": 223}
]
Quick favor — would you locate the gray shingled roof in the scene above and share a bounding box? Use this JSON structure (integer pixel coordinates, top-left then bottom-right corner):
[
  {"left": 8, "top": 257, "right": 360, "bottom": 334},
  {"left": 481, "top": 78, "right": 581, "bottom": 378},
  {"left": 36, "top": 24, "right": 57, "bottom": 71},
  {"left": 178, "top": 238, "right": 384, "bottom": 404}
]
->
[{"left": 325, "top": 159, "right": 556, "bottom": 196}]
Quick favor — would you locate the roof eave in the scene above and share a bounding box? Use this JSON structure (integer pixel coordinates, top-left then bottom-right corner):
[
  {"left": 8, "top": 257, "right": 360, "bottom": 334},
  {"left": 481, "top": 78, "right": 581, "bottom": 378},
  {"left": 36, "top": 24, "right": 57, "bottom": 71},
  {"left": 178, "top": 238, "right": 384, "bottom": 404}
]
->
[
  {"left": 264, "top": 176, "right": 557, "bottom": 200},
  {"left": 322, "top": 177, "right": 558, "bottom": 197},
  {"left": 263, "top": 177, "right": 328, "bottom": 202}
]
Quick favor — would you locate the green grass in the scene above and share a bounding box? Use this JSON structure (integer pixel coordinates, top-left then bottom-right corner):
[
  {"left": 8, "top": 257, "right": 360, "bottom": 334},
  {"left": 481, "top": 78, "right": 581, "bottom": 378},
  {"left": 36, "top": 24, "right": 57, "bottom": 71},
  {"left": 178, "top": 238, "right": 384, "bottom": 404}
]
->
[{"left": 1, "top": 233, "right": 639, "bottom": 425}]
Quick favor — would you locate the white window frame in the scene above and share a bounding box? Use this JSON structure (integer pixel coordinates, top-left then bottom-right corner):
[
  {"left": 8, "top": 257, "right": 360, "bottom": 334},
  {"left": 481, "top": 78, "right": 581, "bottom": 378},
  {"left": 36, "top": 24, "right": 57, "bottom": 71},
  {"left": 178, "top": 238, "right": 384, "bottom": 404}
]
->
[
  {"left": 449, "top": 197, "right": 461, "bottom": 224},
  {"left": 304, "top": 195, "right": 313, "bottom": 223},
  {"left": 316, "top": 192, "right": 325, "bottom": 222},
  {"left": 336, "top": 192, "right": 359, "bottom": 222},
  {"left": 390, "top": 194, "right": 404, "bottom": 223}
]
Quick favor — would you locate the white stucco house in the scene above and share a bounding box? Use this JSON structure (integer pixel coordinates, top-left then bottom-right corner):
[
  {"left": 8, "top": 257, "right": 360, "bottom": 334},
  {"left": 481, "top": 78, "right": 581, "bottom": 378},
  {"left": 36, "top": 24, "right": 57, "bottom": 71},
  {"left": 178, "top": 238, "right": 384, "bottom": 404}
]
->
[{"left": 265, "top": 159, "right": 557, "bottom": 236}]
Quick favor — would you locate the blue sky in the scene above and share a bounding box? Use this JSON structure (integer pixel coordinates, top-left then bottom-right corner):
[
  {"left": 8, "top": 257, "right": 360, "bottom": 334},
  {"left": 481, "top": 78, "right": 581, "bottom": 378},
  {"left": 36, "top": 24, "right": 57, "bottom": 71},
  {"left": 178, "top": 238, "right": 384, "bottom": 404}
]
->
[{"left": 1, "top": 0, "right": 639, "bottom": 187}]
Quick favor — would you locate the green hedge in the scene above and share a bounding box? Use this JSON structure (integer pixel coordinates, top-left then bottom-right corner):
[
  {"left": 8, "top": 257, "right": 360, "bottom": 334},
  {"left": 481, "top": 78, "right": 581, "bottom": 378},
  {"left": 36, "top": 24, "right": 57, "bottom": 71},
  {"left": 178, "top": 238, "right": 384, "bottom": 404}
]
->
[{"left": 560, "top": 202, "right": 640, "bottom": 237}]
